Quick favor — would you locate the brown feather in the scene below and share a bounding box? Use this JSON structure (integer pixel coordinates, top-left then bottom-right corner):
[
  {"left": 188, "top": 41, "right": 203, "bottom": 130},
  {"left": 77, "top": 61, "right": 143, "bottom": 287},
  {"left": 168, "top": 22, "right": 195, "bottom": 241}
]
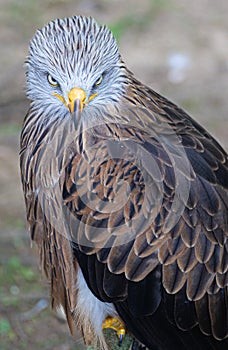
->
[
  {"left": 20, "top": 19, "right": 228, "bottom": 346},
  {"left": 187, "top": 264, "right": 215, "bottom": 300},
  {"left": 163, "top": 262, "right": 186, "bottom": 294}
]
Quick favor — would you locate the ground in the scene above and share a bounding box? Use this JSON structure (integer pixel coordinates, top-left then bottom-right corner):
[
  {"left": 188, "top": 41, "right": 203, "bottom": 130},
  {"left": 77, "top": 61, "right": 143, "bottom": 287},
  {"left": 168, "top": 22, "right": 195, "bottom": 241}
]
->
[{"left": 0, "top": 1, "right": 227, "bottom": 349}]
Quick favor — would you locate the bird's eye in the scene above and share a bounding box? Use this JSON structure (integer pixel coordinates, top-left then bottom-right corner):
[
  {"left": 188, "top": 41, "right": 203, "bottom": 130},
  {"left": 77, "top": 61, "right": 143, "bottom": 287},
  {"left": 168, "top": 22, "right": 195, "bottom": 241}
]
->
[
  {"left": 94, "top": 75, "right": 103, "bottom": 87},
  {"left": 47, "top": 74, "right": 59, "bottom": 87}
]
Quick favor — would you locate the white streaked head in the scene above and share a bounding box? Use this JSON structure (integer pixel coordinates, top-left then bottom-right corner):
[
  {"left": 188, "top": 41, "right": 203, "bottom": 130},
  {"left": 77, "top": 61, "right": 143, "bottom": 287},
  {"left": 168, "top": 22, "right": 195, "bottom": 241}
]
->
[{"left": 26, "top": 16, "right": 128, "bottom": 118}]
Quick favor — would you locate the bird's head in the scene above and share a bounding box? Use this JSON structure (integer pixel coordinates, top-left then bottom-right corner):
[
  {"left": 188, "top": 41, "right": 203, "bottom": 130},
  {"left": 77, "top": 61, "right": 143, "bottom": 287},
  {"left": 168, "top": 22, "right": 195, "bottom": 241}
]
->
[{"left": 25, "top": 16, "right": 128, "bottom": 122}]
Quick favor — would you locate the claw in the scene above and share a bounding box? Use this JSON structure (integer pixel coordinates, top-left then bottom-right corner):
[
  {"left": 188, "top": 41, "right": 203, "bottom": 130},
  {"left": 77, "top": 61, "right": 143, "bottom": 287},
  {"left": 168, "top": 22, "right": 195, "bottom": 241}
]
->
[
  {"left": 102, "top": 317, "right": 126, "bottom": 345},
  {"left": 118, "top": 332, "right": 124, "bottom": 346}
]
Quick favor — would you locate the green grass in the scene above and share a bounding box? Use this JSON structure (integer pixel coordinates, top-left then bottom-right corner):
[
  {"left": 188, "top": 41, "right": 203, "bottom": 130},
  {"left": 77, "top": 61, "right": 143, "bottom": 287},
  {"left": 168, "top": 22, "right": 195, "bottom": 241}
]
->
[
  {"left": 0, "top": 122, "right": 21, "bottom": 137},
  {"left": 0, "top": 254, "right": 36, "bottom": 309},
  {"left": 109, "top": 0, "right": 172, "bottom": 42},
  {"left": 0, "top": 318, "right": 16, "bottom": 341},
  {"left": 0, "top": 256, "right": 35, "bottom": 287}
]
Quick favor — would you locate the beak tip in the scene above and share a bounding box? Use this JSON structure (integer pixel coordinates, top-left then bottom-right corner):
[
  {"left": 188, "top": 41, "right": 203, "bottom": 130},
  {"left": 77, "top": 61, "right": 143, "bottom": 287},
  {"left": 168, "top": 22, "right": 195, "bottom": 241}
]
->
[{"left": 68, "top": 87, "right": 86, "bottom": 114}]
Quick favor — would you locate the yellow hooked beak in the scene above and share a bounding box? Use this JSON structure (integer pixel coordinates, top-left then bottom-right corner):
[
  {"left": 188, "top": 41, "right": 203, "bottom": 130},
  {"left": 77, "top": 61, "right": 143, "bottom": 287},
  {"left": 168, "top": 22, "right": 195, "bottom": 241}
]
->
[
  {"left": 68, "top": 87, "right": 86, "bottom": 114},
  {"left": 53, "top": 87, "right": 97, "bottom": 116}
]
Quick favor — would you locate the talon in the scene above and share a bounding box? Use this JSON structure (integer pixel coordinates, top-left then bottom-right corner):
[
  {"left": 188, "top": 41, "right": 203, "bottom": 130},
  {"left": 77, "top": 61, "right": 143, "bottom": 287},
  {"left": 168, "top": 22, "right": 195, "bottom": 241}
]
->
[
  {"left": 118, "top": 332, "right": 124, "bottom": 346},
  {"left": 102, "top": 317, "right": 126, "bottom": 344}
]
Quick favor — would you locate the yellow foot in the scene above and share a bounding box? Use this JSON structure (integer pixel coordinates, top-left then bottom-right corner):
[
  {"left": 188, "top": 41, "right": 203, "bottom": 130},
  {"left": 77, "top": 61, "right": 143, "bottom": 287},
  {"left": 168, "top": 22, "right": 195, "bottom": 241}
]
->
[{"left": 102, "top": 317, "right": 126, "bottom": 345}]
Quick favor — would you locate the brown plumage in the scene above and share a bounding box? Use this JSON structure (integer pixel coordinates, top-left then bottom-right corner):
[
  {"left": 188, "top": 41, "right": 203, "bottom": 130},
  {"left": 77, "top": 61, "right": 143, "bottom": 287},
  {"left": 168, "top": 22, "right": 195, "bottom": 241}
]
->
[{"left": 20, "top": 16, "right": 228, "bottom": 349}]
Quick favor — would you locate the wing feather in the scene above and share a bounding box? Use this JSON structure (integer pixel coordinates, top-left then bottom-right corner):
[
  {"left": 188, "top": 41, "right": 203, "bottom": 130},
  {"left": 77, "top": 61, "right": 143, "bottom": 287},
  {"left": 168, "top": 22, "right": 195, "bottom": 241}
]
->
[
  {"left": 64, "top": 106, "right": 227, "bottom": 317},
  {"left": 21, "top": 87, "right": 228, "bottom": 344}
]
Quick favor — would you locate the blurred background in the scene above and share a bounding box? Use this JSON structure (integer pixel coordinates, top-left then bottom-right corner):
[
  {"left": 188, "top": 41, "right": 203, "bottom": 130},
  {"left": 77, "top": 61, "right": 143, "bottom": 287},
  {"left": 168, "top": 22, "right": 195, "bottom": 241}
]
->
[{"left": 0, "top": 0, "right": 227, "bottom": 349}]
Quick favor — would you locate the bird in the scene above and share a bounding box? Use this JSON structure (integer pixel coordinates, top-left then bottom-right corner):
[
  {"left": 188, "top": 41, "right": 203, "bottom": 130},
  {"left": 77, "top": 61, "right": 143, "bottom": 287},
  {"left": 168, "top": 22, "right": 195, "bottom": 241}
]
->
[{"left": 20, "top": 16, "right": 228, "bottom": 350}]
